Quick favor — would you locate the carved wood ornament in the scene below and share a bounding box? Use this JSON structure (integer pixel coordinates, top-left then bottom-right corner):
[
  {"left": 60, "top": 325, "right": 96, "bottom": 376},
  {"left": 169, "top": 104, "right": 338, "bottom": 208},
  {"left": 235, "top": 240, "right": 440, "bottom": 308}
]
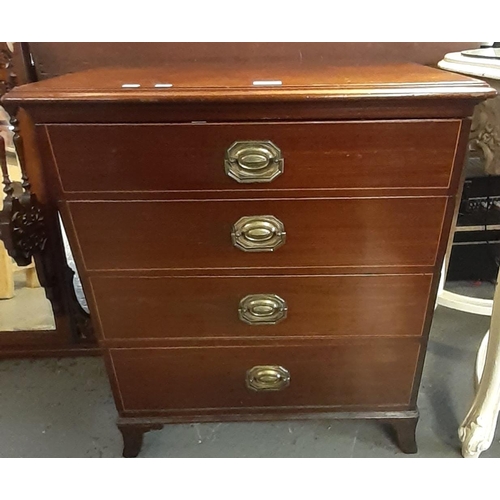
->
[
  {"left": 469, "top": 79, "right": 500, "bottom": 175},
  {"left": 1, "top": 113, "right": 94, "bottom": 342},
  {"left": 0, "top": 116, "right": 47, "bottom": 266},
  {"left": 1, "top": 44, "right": 95, "bottom": 345}
]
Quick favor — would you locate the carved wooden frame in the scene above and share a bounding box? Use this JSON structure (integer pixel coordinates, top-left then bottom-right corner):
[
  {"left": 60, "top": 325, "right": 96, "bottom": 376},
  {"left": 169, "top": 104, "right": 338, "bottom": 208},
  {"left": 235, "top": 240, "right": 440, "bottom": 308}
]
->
[{"left": 0, "top": 42, "right": 96, "bottom": 355}]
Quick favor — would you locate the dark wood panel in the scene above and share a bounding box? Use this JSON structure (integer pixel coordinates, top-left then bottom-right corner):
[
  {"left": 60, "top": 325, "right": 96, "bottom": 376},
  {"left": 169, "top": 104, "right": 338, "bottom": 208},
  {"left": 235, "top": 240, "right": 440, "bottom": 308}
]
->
[
  {"left": 67, "top": 197, "right": 448, "bottom": 271},
  {"left": 116, "top": 409, "right": 418, "bottom": 424},
  {"left": 91, "top": 274, "right": 432, "bottom": 341},
  {"left": 0, "top": 329, "right": 100, "bottom": 359},
  {"left": 46, "top": 121, "right": 460, "bottom": 193},
  {"left": 29, "top": 43, "right": 481, "bottom": 80},
  {"left": 109, "top": 338, "right": 420, "bottom": 412},
  {"left": 26, "top": 99, "right": 479, "bottom": 124}
]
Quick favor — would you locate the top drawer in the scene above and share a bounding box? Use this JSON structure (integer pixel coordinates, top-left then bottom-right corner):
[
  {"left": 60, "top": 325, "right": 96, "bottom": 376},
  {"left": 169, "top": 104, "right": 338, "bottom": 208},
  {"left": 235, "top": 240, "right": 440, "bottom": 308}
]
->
[{"left": 45, "top": 120, "right": 460, "bottom": 193}]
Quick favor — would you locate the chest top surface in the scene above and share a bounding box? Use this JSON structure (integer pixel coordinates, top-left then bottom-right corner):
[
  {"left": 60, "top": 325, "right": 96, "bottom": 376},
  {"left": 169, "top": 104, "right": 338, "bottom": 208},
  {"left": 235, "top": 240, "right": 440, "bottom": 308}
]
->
[
  {"left": 3, "top": 62, "right": 496, "bottom": 104},
  {"left": 2, "top": 62, "right": 496, "bottom": 125}
]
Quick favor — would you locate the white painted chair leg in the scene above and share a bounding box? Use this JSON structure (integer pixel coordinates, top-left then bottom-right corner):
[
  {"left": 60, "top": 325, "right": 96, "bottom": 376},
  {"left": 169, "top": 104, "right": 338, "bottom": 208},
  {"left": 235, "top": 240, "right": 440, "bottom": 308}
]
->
[
  {"left": 437, "top": 290, "right": 493, "bottom": 316},
  {"left": 436, "top": 261, "right": 493, "bottom": 316},
  {"left": 475, "top": 331, "right": 489, "bottom": 389},
  {"left": 458, "top": 270, "right": 500, "bottom": 458}
]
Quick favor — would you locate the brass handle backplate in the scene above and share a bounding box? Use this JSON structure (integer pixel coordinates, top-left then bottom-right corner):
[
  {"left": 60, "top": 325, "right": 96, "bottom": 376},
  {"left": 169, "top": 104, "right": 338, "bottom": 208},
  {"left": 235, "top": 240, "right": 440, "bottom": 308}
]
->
[
  {"left": 239, "top": 294, "right": 287, "bottom": 325},
  {"left": 246, "top": 365, "right": 291, "bottom": 391},
  {"left": 225, "top": 140, "right": 283, "bottom": 183},
  {"left": 231, "top": 215, "right": 286, "bottom": 252}
]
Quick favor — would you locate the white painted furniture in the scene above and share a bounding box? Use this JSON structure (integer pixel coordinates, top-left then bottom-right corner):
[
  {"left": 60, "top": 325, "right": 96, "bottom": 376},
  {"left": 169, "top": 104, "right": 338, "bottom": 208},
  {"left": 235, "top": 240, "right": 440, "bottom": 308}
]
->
[{"left": 438, "top": 49, "right": 500, "bottom": 458}]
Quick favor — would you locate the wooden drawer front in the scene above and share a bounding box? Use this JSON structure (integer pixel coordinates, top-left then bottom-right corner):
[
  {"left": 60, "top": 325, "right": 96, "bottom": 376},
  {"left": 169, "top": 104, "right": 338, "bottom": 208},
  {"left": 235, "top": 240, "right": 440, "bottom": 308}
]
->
[
  {"left": 110, "top": 339, "right": 420, "bottom": 412},
  {"left": 92, "top": 274, "right": 432, "bottom": 340},
  {"left": 69, "top": 197, "right": 447, "bottom": 271},
  {"left": 47, "top": 120, "right": 460, "bottom": 193}
]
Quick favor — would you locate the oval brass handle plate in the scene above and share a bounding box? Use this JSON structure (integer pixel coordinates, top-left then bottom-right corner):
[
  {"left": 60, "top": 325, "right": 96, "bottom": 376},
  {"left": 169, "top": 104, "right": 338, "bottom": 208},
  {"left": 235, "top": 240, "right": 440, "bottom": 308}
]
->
[
  {"left": 231, "top": 215, "right": 286, "bottom": 252},
  {"left": 225, "top": 140, "right": 284, "bottom": 183},
  {"left": 239, "top": 294, "right": 287, "bottom": 325},
  {"left": 246, "top": 365, "right": 291, "bottom": 391}
]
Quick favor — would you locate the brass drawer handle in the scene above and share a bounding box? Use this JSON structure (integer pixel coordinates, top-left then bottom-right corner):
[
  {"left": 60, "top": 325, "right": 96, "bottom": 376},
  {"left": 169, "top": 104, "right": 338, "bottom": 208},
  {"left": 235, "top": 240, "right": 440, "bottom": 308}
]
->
[
  {"left": 225, "top": 140, "right": 284, "bottom": 183},
  {"left": 246, "top": 365, "right": 291, "bottom": 391},
  {"left": 231, "top": 215, "right": 286, "bottom": 252},
  {"left": 239, "top": 294, "right": 287, "bottom": 325}
]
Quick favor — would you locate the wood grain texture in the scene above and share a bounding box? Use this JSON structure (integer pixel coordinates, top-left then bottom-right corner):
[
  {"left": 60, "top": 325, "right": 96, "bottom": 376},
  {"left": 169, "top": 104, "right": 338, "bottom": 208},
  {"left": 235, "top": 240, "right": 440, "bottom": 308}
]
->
[
  {"left": 116, "top": 409, "right": 419, "bottom": 423},
  {"left": 109, "top": 338, "right": 421, "bottom": 413},
  {"left": 4, "top": 63, "right": 494, "bottom": 104},
  {"left": 67, "top": 197, "right": 448, "bottom": 271},
  {"left": 28, "top": 43, "right": 482, "bottom": 80},
  {"left": 90, "top": 274, "right": 432, "bottom": 341},
  {"left": 24, "top": 99, "right": 482, "bottom": 124},
  {"left": 46, "top": 120, "right": 461, "bottom": 193},
  {"left": 5, "top": 61, "right": 494, "bottom": 125}
]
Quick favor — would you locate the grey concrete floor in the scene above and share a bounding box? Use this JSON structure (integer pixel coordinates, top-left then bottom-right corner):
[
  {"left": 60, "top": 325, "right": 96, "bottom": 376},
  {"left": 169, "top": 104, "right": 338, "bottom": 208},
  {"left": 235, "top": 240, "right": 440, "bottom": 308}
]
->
[{"left": 1, "top": 301, "right": 500, "bottom": 457}]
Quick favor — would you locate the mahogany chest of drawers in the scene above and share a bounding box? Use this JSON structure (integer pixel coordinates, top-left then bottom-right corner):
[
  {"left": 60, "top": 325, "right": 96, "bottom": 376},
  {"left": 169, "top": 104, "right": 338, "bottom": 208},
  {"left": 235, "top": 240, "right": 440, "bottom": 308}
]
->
[{"left": 2, "top": 62, "right": 494, "bottom": 456}]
